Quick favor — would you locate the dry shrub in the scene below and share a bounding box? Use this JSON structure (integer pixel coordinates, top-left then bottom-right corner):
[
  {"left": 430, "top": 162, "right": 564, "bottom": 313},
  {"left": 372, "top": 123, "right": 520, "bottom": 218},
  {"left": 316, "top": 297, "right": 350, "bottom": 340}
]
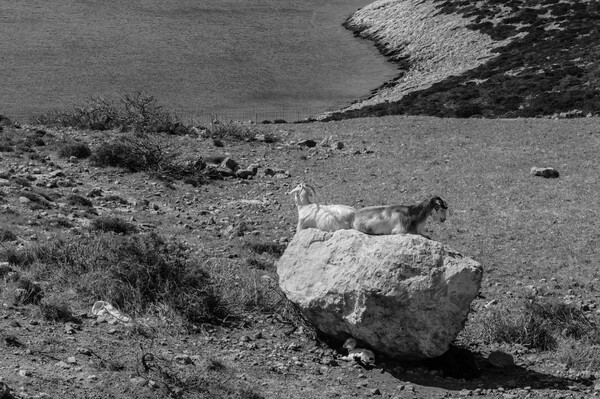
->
[
  {"left": 34, "top": 92, "right": 193, "bottom": 135},
  {"left": 91, "top": 135, "right": 206, "bottom": 183},
  {"left": 7, "top": 232, "right": 227, "bottom": 325},
  {"left": 58, "top": 141, "right": 92, "bottom": 159}
]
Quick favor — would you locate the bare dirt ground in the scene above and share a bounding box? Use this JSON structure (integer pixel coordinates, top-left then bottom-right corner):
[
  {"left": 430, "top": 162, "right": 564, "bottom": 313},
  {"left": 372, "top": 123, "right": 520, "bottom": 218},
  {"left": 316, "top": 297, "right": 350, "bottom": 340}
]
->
[{"left": 1, "top": 115, "right": 600, "bottom": 398}]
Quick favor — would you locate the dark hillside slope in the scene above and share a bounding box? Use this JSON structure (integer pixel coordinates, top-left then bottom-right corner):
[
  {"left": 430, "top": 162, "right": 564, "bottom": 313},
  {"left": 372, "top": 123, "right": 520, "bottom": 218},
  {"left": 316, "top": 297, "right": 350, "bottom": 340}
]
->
[{"left": 326, "top": 0, "right": 600, "bottom": 120}]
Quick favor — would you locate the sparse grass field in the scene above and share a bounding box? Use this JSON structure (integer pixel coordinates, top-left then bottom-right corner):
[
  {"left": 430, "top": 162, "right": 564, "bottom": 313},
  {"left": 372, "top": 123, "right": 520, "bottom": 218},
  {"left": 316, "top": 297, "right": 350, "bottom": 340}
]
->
[{"left": 0, "top": 115, "right": 599, "bottom": 398}]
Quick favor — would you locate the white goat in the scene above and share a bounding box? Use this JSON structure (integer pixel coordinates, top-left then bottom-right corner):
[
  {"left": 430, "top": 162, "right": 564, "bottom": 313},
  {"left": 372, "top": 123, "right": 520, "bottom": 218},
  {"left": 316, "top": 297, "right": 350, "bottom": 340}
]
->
[
  {"left": 288, "top": 183, "right": 355, "bottom": 232},
  {"left": 352, "top": 196, "right": 448, "bottom": 238}
]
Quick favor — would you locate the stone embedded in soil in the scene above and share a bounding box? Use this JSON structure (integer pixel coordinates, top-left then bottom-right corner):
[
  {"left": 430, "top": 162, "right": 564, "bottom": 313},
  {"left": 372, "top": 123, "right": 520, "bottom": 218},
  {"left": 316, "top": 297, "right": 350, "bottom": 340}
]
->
[{"left": 530, "top": 166, "right": 560, "bottom": 178}]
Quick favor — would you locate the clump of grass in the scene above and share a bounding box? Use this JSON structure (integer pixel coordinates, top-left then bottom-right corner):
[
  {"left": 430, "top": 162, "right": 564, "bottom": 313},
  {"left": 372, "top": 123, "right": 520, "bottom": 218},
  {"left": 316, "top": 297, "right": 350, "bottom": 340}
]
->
[
  {"left": 58, "top": 141, "right": 92, "bottom": 159},
  {"left": 0, "top": 227, "right": 17, "bottom": 242},
  {"left": 9, "top": 232, "right": 228, "bottom": 325},
  {"left": 481, "top": 298, "right": 599, "bottom": 351},
  {"left": 45, "top": 217, "right": 74, "bottom": 229},
  {"left": 243, "top": 238, "right": 287, "bottom": 257},
  {"left": 556, "top": 339, "right": 600, "bottom": 371},
  {"left": 483, "top": 306, "right": 557, "bottom": 350},
  {"left": 0, "top": 138, "right": 14, "bottom": 152},
  {"left": 7, "top": 277, "right": 44, "bottom": 305},
  {"left": 34, "top": 92, "right": 194, "bottom": 135},
  {"left": 246, "top": 257, "right": 274, "bottom": 271},
  {"left": 4, "top": 246, "right": 36, "bottom": 267},
  {"left": 91, "top": 216, "right": 137, "bottom": 235},
  {"left": 39, "top": 297, "right": 76, "bottom": 322},
  {"left": 66, "top": 194, "right": 93, "bottom": 207}
]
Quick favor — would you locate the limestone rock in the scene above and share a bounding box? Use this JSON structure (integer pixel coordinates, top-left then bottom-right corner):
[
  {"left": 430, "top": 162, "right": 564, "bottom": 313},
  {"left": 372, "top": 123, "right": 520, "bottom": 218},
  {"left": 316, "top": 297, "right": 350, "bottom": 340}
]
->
[{"left": 277, "top": 229, "right": 482, "bottom": 359}]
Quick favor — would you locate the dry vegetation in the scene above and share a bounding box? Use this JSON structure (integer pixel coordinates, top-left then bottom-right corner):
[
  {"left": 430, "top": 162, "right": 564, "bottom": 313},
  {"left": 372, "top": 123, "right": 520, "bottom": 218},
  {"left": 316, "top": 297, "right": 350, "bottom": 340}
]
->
[{"left": 1, "top": 108, "right": 600, "bottom": 397}]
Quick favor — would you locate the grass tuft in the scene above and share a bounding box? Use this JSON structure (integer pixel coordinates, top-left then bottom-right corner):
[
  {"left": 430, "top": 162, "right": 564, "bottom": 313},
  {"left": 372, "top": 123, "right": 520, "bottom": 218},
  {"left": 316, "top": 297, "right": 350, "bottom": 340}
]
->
[
  {"left": 39, "top": 298, "right": 76, "bottom": 322},
  {"left": 91, "top": 216, "right": 137, "bottom": 235},
  {"left": 480, "top": 298, "right": 599, "bottom": 352},
  {"left": 0, "top": 227, "right": 17, "bottom": 242},
  {"left": 243, "top": 238, "right": 287, "bottom": 257},
  {"left": 66, "top": 194, "right": 94, "bottom": 208}
]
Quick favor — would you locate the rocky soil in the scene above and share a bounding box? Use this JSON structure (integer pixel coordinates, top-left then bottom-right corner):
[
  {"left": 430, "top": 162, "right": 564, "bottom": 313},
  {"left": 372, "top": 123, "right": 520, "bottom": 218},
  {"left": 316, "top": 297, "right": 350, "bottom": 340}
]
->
[{"left": 1, "top": 115, "right": 600, "bottom": 398}]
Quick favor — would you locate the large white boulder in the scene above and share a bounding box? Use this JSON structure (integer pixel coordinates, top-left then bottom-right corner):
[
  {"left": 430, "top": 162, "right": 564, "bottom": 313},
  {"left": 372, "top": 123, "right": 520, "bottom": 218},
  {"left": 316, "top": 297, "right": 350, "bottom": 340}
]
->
[{"left": 277, "top": 229, "right": 483, "bottom": 359}]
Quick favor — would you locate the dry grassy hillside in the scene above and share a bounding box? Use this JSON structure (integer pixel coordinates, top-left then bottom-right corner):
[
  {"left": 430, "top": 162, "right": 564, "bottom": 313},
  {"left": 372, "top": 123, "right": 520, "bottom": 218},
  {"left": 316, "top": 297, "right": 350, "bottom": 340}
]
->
[
  {"left": 1, "top": 108, "right": 600, "bottom": 397},
  {"left": 325, "top": 0, "right": 600, "bottom": 119}
]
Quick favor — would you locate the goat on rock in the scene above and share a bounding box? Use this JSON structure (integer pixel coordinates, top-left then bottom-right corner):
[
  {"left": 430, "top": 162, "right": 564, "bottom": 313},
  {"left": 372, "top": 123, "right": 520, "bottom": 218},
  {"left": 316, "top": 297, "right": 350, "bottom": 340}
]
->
[
  {"left": 288, "top": 183, "right": 356, "bottom": 233},
  {"left": 352, "top": 196, "right": 448, "bottom": 238}
]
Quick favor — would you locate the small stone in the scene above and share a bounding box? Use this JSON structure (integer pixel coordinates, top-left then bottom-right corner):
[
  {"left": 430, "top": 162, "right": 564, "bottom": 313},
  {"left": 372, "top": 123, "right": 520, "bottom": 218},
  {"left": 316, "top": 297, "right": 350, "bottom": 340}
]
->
[
  {"left": 18, "top": 369, "right": 31, "bottom": 377},
  {"left": 297, "top": 139, "right": 317, "bottom": 148},
  {"left": 66, "top": 356, "right": 77, "bottom": 364},
  {"left": 77, "top": 347, "right": 92, "bottom": 356},
  {"left": 55, "top": 361, "right": 71, "bottom": 369},
  {"left": 487, "top": 351, "right": 514, "bottom": 368},
  {"left": 174, "top": 354, "right": 193, "bottom": 365},
  {"left": 240, "top": 335, "right": 251, "bottom": 343},
  {"left": 287, "top": 342, "right": 301, "bottom": 351},
  {"left": 236, "top": 169, "right": 254, "bottom": 179},
  {"left": 530, "top": 166, "right": 559, "bottom": 178},
  {"left": 87, "top": 187, "right": 103, "bottom": 197},
  {"left": 370, "top": 388, "right": 381, "bottom": 395},
  {"left": 130, "top": 377, "right": 147, "bottom": 387},
  {"left": 64, "top": 323, "right": 76, "bottom": 334},
  {"left": 49, "top": 170, "right": 65, "bottom": 178}
]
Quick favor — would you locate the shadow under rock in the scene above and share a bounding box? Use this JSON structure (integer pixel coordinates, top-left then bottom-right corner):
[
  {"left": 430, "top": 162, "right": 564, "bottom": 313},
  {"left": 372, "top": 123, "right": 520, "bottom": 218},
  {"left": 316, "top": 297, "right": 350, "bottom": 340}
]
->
[{"left": 378, "top": 345, "right": 592, "bottom": 393}]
